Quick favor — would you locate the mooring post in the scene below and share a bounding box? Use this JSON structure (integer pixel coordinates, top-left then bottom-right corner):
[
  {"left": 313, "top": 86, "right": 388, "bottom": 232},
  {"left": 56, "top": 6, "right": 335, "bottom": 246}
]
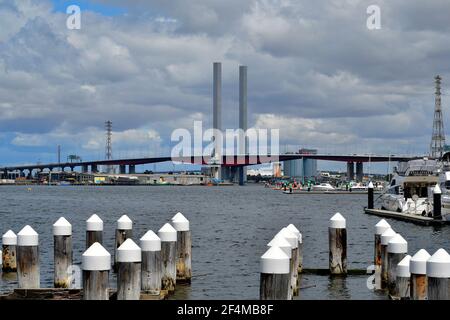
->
[
  {"left": 140, "top": 230, "right": 162, "bottom": 295},
  {"left": 276, "top": 228, "right": 299, "bottom": 296},
  {"left": 17, "top": 225, "right": 40, "bottom": 289},
  {"left": 82, "top": 242, "right": 111, "bottom": 300},
  {"left": 260, "top": 246, "right": 291, "bottom": 300},
  {"left": 374, "top": 219, "right": 390, "bottom": 289},
  {"left": 380, "top": 228, "right": 396, "bottom": 289},
  {"left": 410, "top": 249, "right": 430, "bottom": 300},
  {"left": 114, "top": 215, "right": 133, "bottom": 272},
  {"left": 86, "top": 214, "right": 103, "bottom": 249},
  {"left": 433, "top": 184, "right": 442, "bottom": 220},
  {"left": 368, "top": 181, "right": 374, "bottom": 209},
  {"left": 53, "top": 217, "right": 73, "bottom": 288},
  {"left": 286, "top": 224, "right": 303, "bottom": 273},
  {"left": 158, "top": 223, "right": 177, "bottom": 292},
  {"left": 171, "top": 212, "right": 192, "bottom": 283},
  {"left": 396, "top": 255, "right": 411, "bottom": 299},
  {"left": 387, "top": 233, "right": 408, "bottom": 296},
  {"left": 426, "top": 249, "right": 450, "bottom": 300},
  {"left": 267, "top": 235, "right": 293, "bottom": 300},
  {"left": 117, "top": 238, "right": 141, "bottom": 300},
  {"left": 329, "top": 213, "right": 347, "bottom": 275},
  {"left": 2, "top": 230, "right": 17, "bottom": 272}
]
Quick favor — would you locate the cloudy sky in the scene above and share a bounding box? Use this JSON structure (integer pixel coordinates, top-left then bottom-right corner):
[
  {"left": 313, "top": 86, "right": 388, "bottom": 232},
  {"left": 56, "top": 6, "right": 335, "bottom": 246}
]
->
[{"left": 1, "top": 0, "right": 449, "bottom": 172}]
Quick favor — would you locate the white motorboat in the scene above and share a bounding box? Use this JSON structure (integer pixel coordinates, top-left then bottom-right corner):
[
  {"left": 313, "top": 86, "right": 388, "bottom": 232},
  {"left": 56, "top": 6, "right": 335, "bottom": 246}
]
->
[{"left": 312, "top": 183, "right": 335, "bottom": 191}]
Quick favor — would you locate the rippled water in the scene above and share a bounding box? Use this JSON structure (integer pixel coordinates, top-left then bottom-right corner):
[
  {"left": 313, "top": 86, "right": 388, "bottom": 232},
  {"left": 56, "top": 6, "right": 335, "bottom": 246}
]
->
[{"left": 0, "top": 184, "right": 449, "bottom": 299}]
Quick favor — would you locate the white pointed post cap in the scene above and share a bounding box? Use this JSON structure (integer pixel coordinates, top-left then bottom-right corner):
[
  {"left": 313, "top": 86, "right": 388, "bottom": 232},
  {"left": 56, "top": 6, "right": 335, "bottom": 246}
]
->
[
  {"left": 276, "top": 228, "right": 298, "bottom": 248},
  {"left": 86, "top": 214, "right": 103, "bottom": 231},
  {"left": 260, "top": 246, "right": 290, "bottom": 274},
  {"left": 375, "top": 219, "right": 390, "bottom": 235},
  {"left": 140, "top": 230, "right": 161, "bottom": 251},
  {"left": 53, "top": 217, "right": 72, "bottom": 236},
  {"left": 426, "top": 249, "right": 450, "bottom": 278},
  {"left": 82, "top": 242, "right": 111, "bottom": 271},
  {"left": 158, "top": 223, "right": 177, "bottom": 242},
  {"left": 397, "top": 255, "right": 411, "bottom": 278},
  {"left": 17, "top": 225, "right": 38, "bottom": 246},
  {"left": 433, "top": 184, "right": 442, "bottom": 194},
  {"left": 2, "top": 230, "right": 17, "bottom": 245},
  {"left": 387, "top": 233, "right": 408, "bottom": 253},
  {"left": 171, "top": 213, "right": 190, "bottom": 231},
  {"left": 380, "top": 228, "right": 396, "bottom": 245},
  {"left": 117, "top": 239, "right": 141, "bottom": 263},
  {"left": 267, "top": 235, "right": 292, "bottom": 258},
  {"left": 410, "top": 249, "right": 431, "bottom": 275},
  {"left": 0, "top": 250, "right": 2, "bottom": 265},
  {"left": 368, "top": 181, "right": 374, "bottom": 189},
  {"left": 286, "top": 224, "right": 302, "bottom": 243},
  {"left": 117, "top": 215, "right": 132, "bottom": 230},
  {"left": 329, "top": 212, "right": 346, "bottom": 229}
]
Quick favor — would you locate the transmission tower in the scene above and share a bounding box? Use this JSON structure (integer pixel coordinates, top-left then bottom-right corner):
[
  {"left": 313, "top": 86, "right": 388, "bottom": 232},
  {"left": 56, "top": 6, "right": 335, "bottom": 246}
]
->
[
  {"left": 430, "top": 75, "right": 446, "bottom": 158},
  {"left": 105, "top": 120, "right": 113, "bottom": 173}
]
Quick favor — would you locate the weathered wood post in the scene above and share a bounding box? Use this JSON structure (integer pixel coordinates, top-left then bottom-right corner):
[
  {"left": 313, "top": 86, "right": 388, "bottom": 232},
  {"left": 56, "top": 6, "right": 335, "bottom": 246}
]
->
[
  {"left": 140, "top": 230, "right": 162, "bottom": 295},
  {"left": 114, "top": 215, "right": 133, "bottom": 272},
  {"left": 277, "top": 228, "right": 299, "bottom": 296},
  {"left": 368, "top": 181, "right": 374, "bottom": 209},
  {"left": 380, "top": 228, "right": 396, "bottom": 289},
  {"left": 396, "top": 255, "right": 411, "bottom": 299},
  {"left": 387, "top": 233, "right": 408, "bottom": 296},
  {"left": 410, "top": 249, "right": 430, "bottom": 300},
  {"left": 433, "top": 184, "right": 442, "bottom": 220},
  {"left": 171, "top": 212, "right": 192, "bottom": 283},
  {"left": 117, "top": 238, "right": 141, "bottom": 300},
  {"left": 260, "top": 246, "right": 291, "bottom": 300},
  {"left": 2, "top": 230, "right": 17, "bottom": 272},
  {"left": 426, "top": 248, "right": 450, "bottom": 300},
  {"left": 158, "top": 223, "right": 177, "bottom": 292},
  {"left": 53, "top": 217, "right": 72, "bottom": 288},
  {"left": 286, "top": 224, "right": 303, "bottom": 273},
  {"left": 86, "top": 214, "right": 103, "bottom": 249},
  {"left": 17, "top": 225, "right": 40, "bottom": 288},
  {"left": 267, "top": 235, "right": 293, "bottom": 300},
  {"left": 82, "top": 242, "right": 111, "bottom": 300},
  {"left": 329, "top": 213, "right": 347, "bottom": 275},
  {"left": 374, "top": 219, "right": 390, "bottom": 290}
]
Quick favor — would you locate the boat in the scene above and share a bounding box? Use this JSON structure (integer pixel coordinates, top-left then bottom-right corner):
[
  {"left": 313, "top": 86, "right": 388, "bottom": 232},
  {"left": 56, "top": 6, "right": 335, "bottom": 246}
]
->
[
  {"left": 380, "top": 158, "right": 438, "bottom": 216},
  {"left": 436, "top": 152, "right": 450, "bottom": 221},
  {"left": 311, "top": 183, "right": 335, "bottom": 191},
  {"left": 350, "top": 183, "right": 368, "bottom": 192}
]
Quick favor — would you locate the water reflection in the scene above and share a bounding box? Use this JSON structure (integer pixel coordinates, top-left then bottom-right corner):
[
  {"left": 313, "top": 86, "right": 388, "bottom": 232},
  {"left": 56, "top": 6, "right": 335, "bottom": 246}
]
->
[{"left": 327, "top": 276, "right": 351, "bottom": 299}]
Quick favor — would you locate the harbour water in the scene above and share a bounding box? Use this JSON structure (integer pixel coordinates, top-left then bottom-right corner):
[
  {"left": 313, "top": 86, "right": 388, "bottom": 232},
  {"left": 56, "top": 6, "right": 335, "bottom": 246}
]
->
[{"left": 1, "top": 184, "right": 449, "bottom": 299}]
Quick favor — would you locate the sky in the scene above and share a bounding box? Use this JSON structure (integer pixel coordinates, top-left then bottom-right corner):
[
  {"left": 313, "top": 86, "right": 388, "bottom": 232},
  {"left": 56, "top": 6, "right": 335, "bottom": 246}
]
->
[{"left": 0, "top": 0, "right": 450, "bottom": 173}]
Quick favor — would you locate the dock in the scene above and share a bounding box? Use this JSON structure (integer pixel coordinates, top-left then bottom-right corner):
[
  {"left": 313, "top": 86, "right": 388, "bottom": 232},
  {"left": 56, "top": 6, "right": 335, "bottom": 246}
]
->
[
  {"left": 283, "top": 190, "right": 381, "bottom": 195},
  {"left": 364, "top": 208, "right": 448, "bottom": 226}
]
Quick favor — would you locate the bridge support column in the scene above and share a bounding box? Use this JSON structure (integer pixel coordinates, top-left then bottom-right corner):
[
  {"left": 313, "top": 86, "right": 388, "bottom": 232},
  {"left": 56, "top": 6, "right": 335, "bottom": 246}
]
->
[
  {"left": 356, "top": 162, "right": 364, "bottom": 182},
  {"left": 129, "top": 165, "right": 136, "bottom": 174},
  {"left": 82, "top": 165, "right": 88, "bottom": 173},
  {"left": 347, "top": 162, "right": 354, "bottom": 181},
  {"left": 27, "top": 170, "right": 33, "bottom": 179},
  {"left": 91, "top": 165, "right": 98, "bottom": 173},
  {"left": 119, "top": 165, "right": 126, "bottom": 174}
]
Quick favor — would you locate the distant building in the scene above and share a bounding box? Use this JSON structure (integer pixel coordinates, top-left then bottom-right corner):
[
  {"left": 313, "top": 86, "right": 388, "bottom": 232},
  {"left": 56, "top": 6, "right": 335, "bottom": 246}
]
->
[{"left": 283, "top": 148, "right": 318, "bottom": 182}]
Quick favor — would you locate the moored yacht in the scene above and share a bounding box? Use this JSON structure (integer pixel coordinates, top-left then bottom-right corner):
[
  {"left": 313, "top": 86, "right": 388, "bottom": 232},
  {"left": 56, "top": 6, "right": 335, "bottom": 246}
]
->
[{"left": 312, "top": 183, "right": 335, "bottom": 191}]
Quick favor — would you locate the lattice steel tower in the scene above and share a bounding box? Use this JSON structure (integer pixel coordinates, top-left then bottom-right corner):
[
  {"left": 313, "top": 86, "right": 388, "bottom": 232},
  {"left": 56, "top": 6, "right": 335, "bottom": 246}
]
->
[
  {"left": 105, "top": 120, "right": 113, "bottom": 173},
  {"left": 430, "top": 76, "right": 445, "bottom": 158}
]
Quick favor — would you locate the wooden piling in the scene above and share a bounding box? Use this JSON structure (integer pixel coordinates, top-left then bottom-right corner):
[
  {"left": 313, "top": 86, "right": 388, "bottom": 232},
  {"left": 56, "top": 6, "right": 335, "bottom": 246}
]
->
[
  {"left": 368, "top": 181, "right": 374, "bottom": 209},
  {"left": 410, "top": 249, "right": 430, "bottom": 300},
  {"left": 286, "top": 224, "right": 303, "bottom": 273},
  {"left": 140, "top": 230, "right": 162, "bottom": 295},
  {"left": 380, "top": 228, "right": 396, "bottom": 289},
  {"left": 426, "top": 249, "right": 450, "bottom": 300},
  {"left": 158, "top": 223, "right": 177, "bottom": 292},
  {"left": 53, "top": 217, "right": 73, "bottom": 288},
  {"left": 117, "top": 239, "right": 141, "bottom": 300},
  {"left": 433, "top": 184, "right": 442, "bottom": 220},
  {"left": 171, "top": 212, "right": 192, "bottom": 283},
  {"left": 2, "top": 230, "right": 17, "bottom": 272},
  {"left": 86, "top": 214, "right": 103, "bottom": 249},
  {"left": 260, "top": 246, "right": 291, "bottom": 300},
  {"left": 82, "top": 242, "right": 111, "bottom": 300},
  {"left": 387, "top": 233, "right": 408, "bottom": 296},
  {"left": 329, "top": 213, "right": 347, "bottom": 275},
  {"left": 395, "top": 255, "right": 411, "bottom": 299},
  {"left": 277, "top": 228, "right": 299, "bottom": 296},
  {"left": 267, "top": 235, "right": 293, "bottom": 300},
  {"left": 374, "top": 219, "right": 390, "bottom": 290},
  {"left": 114, "top": 215, "right": 133, "bottom": 272},
  {"left": 17, "top": 225, "right": 40, "bottom": 289}
]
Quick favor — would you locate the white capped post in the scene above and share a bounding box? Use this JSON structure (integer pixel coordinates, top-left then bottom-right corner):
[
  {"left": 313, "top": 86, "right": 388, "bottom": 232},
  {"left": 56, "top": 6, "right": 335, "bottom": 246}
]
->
[
  {"left": 386, "top": 233, "right": 408, "bottom": 297},
  {"left": 117, "top": 239, "right": 141, "bottom": 300},
  {"left": 380, "top": 228, "right": 396, "bottom": 288},
  {"left": 17, "top": 225, "right": 40, "bottom": 289},
  {"left": 277, "top": 227, "right": 299, "bottom": 296},
  {"left": 286, "top": 224, "right": 303, "bottom": 273},
  {"left": 53, "top": 217, "right": 73, "bottom": 288},
  {"left": 82, "top": 242, "right": 111, "bottom": 300},
  {"left": 426, "top": 249, "right": 450, "bottom": 300},
  {"left": 329, "top": 213, "right": 347, "bottom": 275},
  {"left": 86, "top": 214, "right": 103, "bottom": 249},
  {"left": 410, "top": 249, "right": 430, "bottom": 300},
  {"left": 140, "top": 230, "right": 162, "bottom": 295},
  {"left": 2, "top": 230, "right": 17, "bottom": 272},
  {"left": 171, "top": 212, "right": 192, "bottom": 283},
  {"left": 396, "top": 255, "right": 411, "bottom": 299},
  {"left": 260, "top": 246, "right": 291, "bottom": 300},
  {"left": 158, "top": 223, "right": 177, "bottom": 292},
  {"left": 114, "top": 215, "right": 133, "bottom": 272},
  {"left": 374, "top": 219, "right": 390, "bottom": 290}
]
